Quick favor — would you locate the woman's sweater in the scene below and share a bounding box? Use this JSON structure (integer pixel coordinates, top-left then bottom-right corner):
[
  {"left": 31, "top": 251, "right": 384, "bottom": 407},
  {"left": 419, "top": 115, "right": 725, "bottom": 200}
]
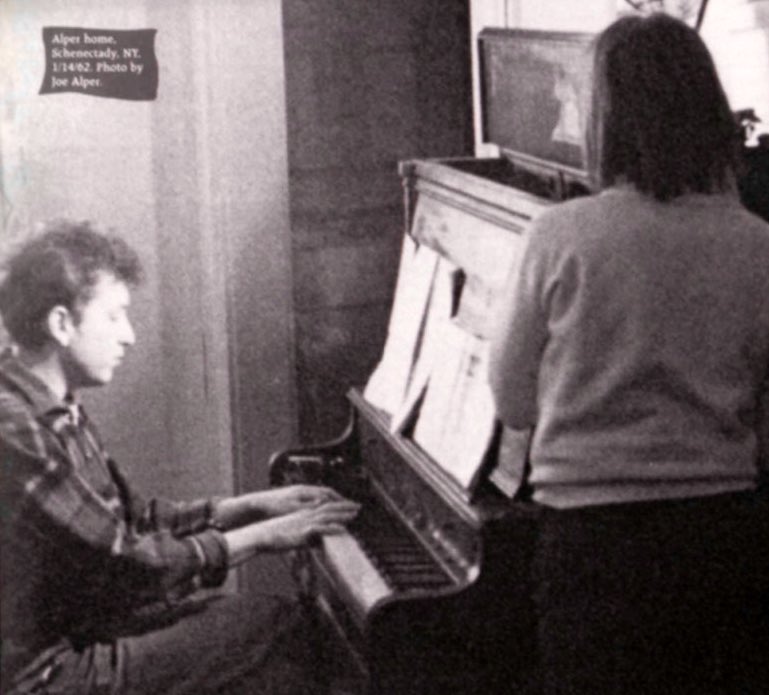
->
[{"left": 489, "top": 186, "right": 769, "bottom": 508}]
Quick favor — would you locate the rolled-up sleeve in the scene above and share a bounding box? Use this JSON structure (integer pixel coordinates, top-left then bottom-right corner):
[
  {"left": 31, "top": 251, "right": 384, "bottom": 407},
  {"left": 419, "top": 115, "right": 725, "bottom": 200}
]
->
[
  {"left": 106, "top": 457, "right": 229, "bottom": 589},
  {"left": 2, "top": 412, "right": 229, "bottom": 609}
]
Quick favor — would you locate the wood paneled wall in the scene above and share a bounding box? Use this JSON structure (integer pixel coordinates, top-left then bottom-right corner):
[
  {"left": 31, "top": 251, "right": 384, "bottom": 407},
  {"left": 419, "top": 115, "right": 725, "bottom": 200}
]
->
[{"left": 282, "top": 0, "right": 473, "bottom": 443}]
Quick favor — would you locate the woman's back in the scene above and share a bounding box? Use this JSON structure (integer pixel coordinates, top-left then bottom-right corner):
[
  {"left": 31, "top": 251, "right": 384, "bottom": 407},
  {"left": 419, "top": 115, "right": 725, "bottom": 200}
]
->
[{"left": 492, "top": 186, "right": 769, "bottom": 507}]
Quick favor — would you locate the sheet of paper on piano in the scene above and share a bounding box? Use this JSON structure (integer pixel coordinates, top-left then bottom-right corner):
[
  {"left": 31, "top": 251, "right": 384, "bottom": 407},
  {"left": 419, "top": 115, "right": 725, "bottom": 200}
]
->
[
  {"left": 454, "top": 271, "right": 499, "bottom": 339},
  {"left": 410, "top": 320, "right": 497, "bottom": 492},
  {"left": 363, "top": 236, "right": 440, "bottom": 415},
  {"left": 389, "top": 255, "right": 458, "bottom": 434}
]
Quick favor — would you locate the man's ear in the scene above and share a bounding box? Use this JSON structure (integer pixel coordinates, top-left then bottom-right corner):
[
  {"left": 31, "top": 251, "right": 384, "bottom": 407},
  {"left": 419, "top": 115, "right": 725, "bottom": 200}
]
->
[{"left": 45, "top": 305, "right": 76, "bottom": 347}]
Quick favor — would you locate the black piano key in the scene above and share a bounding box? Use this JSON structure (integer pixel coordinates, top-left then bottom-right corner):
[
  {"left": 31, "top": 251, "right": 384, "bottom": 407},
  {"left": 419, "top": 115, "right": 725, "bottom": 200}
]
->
[
  {"left": 385, "top": 572, "right": 453, "bottom": 591},
  {"left": 372, "top": 554, "right": 431, "bottom": 565},
  {"left": 343, "top": 506, "right": 455, "bottom": 591},
  {"left": 331, "top": 487, "right": 463, "bottom": 594}
]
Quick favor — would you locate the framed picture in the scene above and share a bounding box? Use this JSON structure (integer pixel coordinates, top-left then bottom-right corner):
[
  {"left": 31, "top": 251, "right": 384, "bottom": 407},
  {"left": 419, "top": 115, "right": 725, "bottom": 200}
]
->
[{"left": 478, "top": 28, "right": 594, "bottom": 178}]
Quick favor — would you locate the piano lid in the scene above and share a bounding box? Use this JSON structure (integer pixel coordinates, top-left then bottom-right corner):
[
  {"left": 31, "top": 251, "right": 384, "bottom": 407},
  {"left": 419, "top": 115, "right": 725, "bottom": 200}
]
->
[{"left": 478, "top": 28, "right": 594, "bottom": 185}]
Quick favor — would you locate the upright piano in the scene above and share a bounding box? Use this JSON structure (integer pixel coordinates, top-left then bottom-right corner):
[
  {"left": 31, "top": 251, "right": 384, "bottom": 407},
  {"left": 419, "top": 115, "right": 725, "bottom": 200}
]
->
[{"left": 269, "top": 29, "right": 593, "bottom": 695}]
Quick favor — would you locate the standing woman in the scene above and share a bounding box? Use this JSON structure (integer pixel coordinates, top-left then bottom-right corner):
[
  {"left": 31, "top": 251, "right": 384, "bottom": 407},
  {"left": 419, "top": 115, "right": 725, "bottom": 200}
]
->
[{"left": 488, "top": 12, "right": 769, "bottom": 695}]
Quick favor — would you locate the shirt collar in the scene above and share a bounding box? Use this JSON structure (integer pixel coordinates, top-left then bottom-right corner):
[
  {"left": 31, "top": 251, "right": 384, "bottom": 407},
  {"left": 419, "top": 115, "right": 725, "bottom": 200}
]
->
[{"left": 0, "top": 350, "right": 74, "bottom": 420}]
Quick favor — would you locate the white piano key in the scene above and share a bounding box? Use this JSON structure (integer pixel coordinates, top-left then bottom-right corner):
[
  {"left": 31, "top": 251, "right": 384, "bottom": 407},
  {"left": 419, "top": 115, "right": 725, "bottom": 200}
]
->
[{"left": 319, "top": 531, "right": 393, "bottom": 619}]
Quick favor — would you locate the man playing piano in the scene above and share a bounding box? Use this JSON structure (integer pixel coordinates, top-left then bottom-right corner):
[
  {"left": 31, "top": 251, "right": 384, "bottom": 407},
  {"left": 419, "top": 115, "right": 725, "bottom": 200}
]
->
[{"left": 0, "top": 220, "right": 359, "bottom": 695}]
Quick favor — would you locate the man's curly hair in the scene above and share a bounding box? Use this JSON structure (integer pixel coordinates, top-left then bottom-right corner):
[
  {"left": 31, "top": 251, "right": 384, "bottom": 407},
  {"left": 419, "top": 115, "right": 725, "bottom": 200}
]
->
[{"left": 0, "top": 220, "right": 143, "bottom": 350}]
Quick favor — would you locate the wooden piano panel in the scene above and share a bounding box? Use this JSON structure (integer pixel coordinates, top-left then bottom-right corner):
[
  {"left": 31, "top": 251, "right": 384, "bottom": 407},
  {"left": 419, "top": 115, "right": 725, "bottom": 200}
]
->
[{"left": 401, "top": 157, "right": 551, "bottom": 339}]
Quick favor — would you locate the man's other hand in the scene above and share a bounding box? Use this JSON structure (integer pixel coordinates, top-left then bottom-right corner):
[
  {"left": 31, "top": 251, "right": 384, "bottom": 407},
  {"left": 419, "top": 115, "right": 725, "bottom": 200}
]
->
[
  {"left": 247, "top": 485, "right": 346, "bottom": 518},
  {"left": 252, "top": 499, "right": 361, "bottom": 550},
  {"left": 223, "top": 498, "right": 361, "bottom": 565}
]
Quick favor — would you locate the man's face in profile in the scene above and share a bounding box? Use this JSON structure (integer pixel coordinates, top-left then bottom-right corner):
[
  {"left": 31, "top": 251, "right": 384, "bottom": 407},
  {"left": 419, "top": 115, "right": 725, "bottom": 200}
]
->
[{"left": 61, "top": 272, "right": 135, "bottom": 389}]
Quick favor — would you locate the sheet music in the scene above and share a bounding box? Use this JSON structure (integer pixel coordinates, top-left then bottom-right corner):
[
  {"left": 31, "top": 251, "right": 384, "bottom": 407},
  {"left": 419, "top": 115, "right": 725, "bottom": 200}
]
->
[
  {"left": 411, "top": 321, "right": 497, "bottom": 491},
  {"left": 410, "top": 193, "right": 526, "bottom": 340},
  {"left": 453, "top": 271, "right": 500, "bottom": 339},
  {"left": 389, "top": 256, "right": 459, "bottom": 433},
  {"left": 363, "top": 236, "right": 440, "bottom": 415}
]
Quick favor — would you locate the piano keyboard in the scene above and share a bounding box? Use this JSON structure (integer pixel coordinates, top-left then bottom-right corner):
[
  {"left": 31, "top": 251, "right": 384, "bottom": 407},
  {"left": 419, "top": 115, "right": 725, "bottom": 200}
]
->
[
  {"left": 317, "top": 496, "right": 455, "bottom": 620},
  {"left": 348, "top": 499, "right": 454, "bottom": 592}
]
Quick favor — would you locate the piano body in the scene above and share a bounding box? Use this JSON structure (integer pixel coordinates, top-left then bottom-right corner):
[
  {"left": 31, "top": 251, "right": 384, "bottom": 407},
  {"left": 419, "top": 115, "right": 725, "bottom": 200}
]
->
[{"left": 269, "top": 29, "right": 595, "bottom": 695}]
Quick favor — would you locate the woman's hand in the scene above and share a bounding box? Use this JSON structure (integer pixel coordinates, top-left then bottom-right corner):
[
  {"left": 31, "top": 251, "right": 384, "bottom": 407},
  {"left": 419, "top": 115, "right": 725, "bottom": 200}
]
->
[
  {"left": 223, "top": 498, "right": 361, "bottom": 565},
  {"left": 213, "top": 485, "right": 345, "bottom": 530}
]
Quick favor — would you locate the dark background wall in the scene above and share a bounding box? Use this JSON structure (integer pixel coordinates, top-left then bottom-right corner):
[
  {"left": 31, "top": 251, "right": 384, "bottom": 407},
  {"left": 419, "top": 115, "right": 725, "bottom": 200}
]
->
[{"left": 282, "top": 0, "right": 473, "bottom": 444}]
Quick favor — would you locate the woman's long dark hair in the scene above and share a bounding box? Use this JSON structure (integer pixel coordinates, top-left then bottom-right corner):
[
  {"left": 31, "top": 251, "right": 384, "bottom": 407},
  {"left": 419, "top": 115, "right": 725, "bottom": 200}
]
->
[{"left": 586, "top": 13, "right": 738, "bottom": 201}]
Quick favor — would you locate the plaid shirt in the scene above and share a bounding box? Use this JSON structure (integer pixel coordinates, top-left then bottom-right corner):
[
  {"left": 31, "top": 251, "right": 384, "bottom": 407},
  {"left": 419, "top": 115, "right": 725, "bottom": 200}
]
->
[{"left": 0, "top": 353, "right": 228, "bottom": 682}]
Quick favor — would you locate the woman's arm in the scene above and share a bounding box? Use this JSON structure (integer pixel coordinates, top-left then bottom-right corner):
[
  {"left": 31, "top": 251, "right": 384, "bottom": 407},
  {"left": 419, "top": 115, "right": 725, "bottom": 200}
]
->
[{"left": 488, "top": 230, "right": 550, "bottom": 429}]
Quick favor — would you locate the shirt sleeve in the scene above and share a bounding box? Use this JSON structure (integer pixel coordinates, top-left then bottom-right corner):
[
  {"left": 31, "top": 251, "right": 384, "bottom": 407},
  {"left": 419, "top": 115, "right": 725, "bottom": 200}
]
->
[
  {"left": 104, "top": 455, "right": 229, "bottom": 590},
  {"left": 1, "top": 407, "right": 229, "bottom": 610},
  {"left": 104, "top": 454, "right": 220, "bottom": 536},
  {"left": 488, "top": 218, "right": 552, "bottom": 429}
]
